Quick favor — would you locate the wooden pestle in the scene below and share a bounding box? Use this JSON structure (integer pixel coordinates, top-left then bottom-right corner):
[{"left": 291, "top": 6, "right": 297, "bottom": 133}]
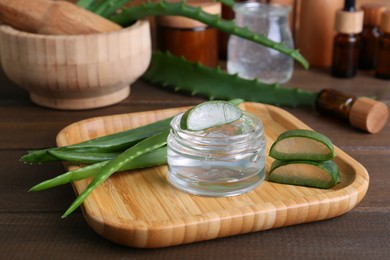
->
[{"left": 0, "top": 0, "right": 122, "bottom": 35}]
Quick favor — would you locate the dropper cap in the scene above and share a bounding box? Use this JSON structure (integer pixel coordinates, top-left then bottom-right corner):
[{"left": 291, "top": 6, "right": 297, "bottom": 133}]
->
[
  {"left": 349, "top": 97, "right": 389, "bottom": 134},
  {"left": 335, "top": 0, "right": 364, "bottom": 33}
]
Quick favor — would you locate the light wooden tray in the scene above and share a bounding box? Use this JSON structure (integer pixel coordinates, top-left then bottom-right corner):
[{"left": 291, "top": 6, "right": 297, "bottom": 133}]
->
[{"left": 56, "top": 102, "right": 369, "bottom": 248}]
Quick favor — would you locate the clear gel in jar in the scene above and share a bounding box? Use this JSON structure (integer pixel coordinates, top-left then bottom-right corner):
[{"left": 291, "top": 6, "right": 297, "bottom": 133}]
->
[
  {"left": 167, "top": 111, "right": 266, "bottom": 197},
  {"left": 227, "top": 2, "right": 294, "bottom": 84}
]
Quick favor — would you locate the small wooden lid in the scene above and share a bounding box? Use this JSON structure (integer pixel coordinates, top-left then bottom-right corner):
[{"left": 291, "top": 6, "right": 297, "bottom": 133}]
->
[
  {"left": 380, "top": 10, "right": 390, "bottom": 33},
  {"left": 361, "top": 3, "right": 387, "bottom": 26},
  {"left": 349, "top": 97, "right": 389, "bottom": 134},
  {"left": 335, "top": 10, "right": 364, "bottom": 33},
  {"left": 156, "top": 1, "right": 221, "bottom": 29}
]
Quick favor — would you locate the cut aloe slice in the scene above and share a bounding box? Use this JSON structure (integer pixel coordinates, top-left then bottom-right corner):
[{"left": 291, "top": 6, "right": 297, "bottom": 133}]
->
[
  {"left": 180, "top": 100, "right": 243, "bottom": 131},
  {"left": 269, "top": 129, "right": 335, "bottom": 161},
  {"left": 268, "top": 159, "right": 340, "bottom": 189}
]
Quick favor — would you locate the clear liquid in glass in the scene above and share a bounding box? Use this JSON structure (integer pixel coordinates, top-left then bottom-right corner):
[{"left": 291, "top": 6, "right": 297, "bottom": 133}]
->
[{"left": 167, "top": 112, "right": 266, "bottom": 197}]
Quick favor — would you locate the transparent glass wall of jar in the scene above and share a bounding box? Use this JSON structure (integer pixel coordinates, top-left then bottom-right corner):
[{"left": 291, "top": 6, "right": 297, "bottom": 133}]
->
[
  {"left": 227, "top": 2, "right": 294, "bottom": 84},
  {"left": 167, "top": 111, "right": 267, "bottom": 197}
]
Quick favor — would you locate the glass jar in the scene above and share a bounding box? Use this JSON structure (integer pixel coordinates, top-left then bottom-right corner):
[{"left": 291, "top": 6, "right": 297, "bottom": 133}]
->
[
  {"left": 227, "top": 2, "right": 294, "bottom": 84},
  {"left": 167, "top": 111, "right": 266, "bottom": 197},
  {"left": 219, "top": 0, "right": 257, "bottom": 59},
  {"left": 156, "top": 1, "right": 221, "bottom": 67},
  {"left": 331, "top": 9, "right": 364, "bottom": 78}
]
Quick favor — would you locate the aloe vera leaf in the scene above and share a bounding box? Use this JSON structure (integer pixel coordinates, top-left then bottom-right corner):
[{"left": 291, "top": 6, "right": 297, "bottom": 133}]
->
[
  {"left": 48, "top": 150, "right": 120, "bottom": 164},
  {"left": 76, "top": 0, "right": 96, "bottom": 9},
  {"left": 62, "top": 129, "right": 170, "bottom": 218},
  {"left": 100, "top": 0, "right": 131, "bottom": 17},
  {"left": 268, "top": 159, "right": 340, "bottom": 189},
  {"left": 85, "top": 0, "right": 105, "bottom": 12},
  {"left": 67, "top": 116, "right": 171, "bottom": 152},
  {"left": 143, "top": 52, "right": 318, "bottom": 107},
  {"left": 29, "top": 147, "right": 167, "bottom": 192},
  {"left": 217, "top": 0, "right": 235, "bottom": 7},
  {"left": 109, "top": 1, "right": 308, "bottom": 68},
  {"left": 21, "top": 116, "right": 172, "bottom": 163},
  {"left": 93, "top": 0, "right": 129, "bottom": 16},
  {"left": 94, "top": 1, "right": 112, "bottom": 14}
]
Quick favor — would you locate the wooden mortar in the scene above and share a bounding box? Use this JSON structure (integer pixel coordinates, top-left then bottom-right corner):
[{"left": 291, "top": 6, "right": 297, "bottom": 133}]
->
[
  {"left": 0, "top": 20, "right": 151, "bottom": 109},
  {"left": 0, "top": 0, "right": 122, "bottom": 35},
  {"left": 0, "top": 0, "right": 153, "bottom": 109}
]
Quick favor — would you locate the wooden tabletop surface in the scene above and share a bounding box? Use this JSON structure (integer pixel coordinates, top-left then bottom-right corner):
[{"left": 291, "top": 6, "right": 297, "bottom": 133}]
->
[{"left": 1, "top": 66, "right": 390, "bottom": 259}]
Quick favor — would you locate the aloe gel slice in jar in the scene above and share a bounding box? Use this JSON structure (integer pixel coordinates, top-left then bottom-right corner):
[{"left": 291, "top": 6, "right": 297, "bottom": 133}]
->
[{"left": 180, "top": 100, "right": 243, "bottom": 131}]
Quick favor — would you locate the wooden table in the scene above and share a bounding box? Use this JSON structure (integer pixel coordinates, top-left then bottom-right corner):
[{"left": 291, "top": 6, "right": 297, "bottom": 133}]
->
[{"left": 1, "top": 66, "right": 389, "bottom": 259}]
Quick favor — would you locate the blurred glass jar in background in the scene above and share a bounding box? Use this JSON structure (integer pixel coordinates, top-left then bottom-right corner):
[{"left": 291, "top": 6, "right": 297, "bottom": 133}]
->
[
  {"left": 227, "top": 2, "right": 294, "bottom": 84},
  {"left": 156, "top": 1, "right": 221, "bottom": 68}
]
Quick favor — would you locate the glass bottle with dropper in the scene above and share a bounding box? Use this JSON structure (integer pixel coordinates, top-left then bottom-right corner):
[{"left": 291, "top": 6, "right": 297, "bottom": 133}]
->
[
  {"left": 375, "top": 10, "right": 390, "bottom": 79},
  {"left": 331, "top": 0, "right": 364, "bottom": 78},
  {"left": 359, "top": 3, "right": 387, "bottom": 70}
]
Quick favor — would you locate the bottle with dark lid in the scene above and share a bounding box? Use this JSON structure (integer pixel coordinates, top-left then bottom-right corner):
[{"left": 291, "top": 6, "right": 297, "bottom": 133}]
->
[
  {"left": 359, "top": 3, "right": 387, "bottom": 70},
  {"left": 331, "top": 0, "right": 364, "bottom": 78},
  {"left": 316, "top": 88, "right": 388, "bottom": 134},
  {"left": 375, "top": 10, "right": 390, "bottom": 79},
  {"left": 156, "top": 0, "right": 221, "bottom": 67}
]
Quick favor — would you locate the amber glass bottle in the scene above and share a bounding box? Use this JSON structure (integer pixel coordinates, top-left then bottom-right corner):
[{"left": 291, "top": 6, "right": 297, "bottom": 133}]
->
[
  {"left": 375, "top": 11, "right": 390, "bottom": 79},
  {"left": 315, "top": 88, "right": 389, "bottom": 134},
  {"left": 331, "top": 1, "right": 363, "bottom": 78},
  {"left": 359, "top": 4, "right": 386, "bottom": 70},
  {"left": 331, "top": 33, "right": 362, "bottom": 77},
  {"left": 316, "top": 88, "right": 356, "bottom": 119},
  {"left": 156, "top": 1, "right": 221, "bottom": 67}
]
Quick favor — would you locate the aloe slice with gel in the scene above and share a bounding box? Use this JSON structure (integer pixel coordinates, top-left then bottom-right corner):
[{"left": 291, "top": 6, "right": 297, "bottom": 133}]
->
[
  {"left": 180, "top": 100, "right": 243, "bottom": 131},
  {"left": 269, "top": 129, "right": 335, "bottom": 161},
  {"left": 268, "top": 160, "right": 340, "bottom": 189}
]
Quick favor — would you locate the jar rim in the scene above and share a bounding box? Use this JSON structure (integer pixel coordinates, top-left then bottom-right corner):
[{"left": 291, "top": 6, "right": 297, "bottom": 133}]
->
[
  {"left": 170, "top": 111, "right": 264, "bottom": 143},
  {"left": 233, "top": 2, "right": 291, "bottom": 17}
]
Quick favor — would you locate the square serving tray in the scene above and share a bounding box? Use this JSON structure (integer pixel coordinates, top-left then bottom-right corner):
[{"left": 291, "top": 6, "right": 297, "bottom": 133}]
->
[{"left": 56, "top": 102, "right": 369, "bottom": 248}]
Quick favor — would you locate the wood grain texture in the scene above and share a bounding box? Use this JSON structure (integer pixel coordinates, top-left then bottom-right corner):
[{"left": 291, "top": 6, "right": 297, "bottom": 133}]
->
[
  {"left": 55, "top": 103, "right": 369, "bottom": 248},
  {"left": 1, "top": 63, "right": 389, "bottom": 258},
  {"left": 2, "top": 211, "right": 389, "bottom": 259},
  {"left": 0, "top": 20, "right": 151, "bottom": 110}
]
